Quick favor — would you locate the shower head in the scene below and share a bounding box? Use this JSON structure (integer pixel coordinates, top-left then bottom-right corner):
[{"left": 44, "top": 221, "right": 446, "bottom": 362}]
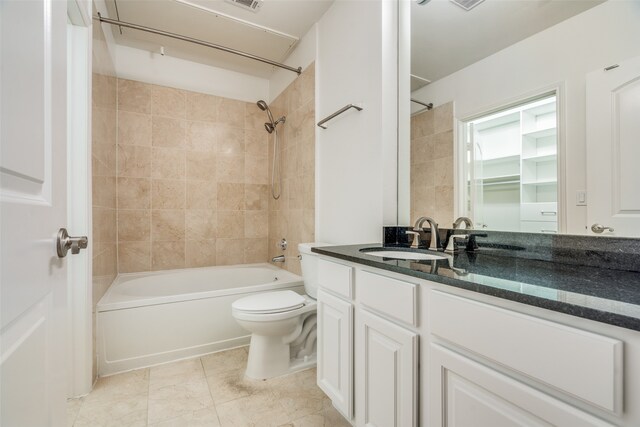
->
[
  {"left": 256, "top": 99, "right": 275, "bottom": 127},
  {"left": 264, "top": 122, "right": 275, "bottom": 134}
]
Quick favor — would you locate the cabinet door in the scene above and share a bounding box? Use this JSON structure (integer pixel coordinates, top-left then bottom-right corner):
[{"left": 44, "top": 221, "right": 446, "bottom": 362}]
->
[
  {"left": 357, "top": 310, "right": 418, "bottom": 427},
  {"left": 317, "top": 289, "right": 353, "bottom": 419},
  {"left": 429, "top": 343, "right": 615, "bottom": 427}
]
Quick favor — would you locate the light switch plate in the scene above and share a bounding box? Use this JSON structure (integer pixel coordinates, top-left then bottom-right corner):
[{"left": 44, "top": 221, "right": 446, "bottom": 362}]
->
[{"left": 576, "top": 190, "right": 587, "bottom": 206}]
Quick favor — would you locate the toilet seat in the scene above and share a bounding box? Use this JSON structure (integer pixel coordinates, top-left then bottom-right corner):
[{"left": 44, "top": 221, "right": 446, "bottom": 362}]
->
[{"left": 232, "top": 290, "right": 306, "bottom": 314}]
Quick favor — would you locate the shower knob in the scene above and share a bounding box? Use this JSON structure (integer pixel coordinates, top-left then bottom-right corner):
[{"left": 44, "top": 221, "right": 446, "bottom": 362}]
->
[{"left": 278, "top": 239, "right": 288, "bottom": 250}]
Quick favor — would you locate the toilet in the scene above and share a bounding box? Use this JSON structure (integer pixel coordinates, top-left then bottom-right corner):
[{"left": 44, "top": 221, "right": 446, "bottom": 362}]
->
[{"left": 232, "top": 242, "right": 329, "bottom": 379}]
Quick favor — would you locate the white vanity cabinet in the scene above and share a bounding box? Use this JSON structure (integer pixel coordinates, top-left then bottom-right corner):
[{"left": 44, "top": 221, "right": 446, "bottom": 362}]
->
[
  {"left": 315, "top": 255, "right": 640, "bottom": 427},
  {"left": 356, "top": 270, "right": 419, "bottom": 427},
  {"left": 316, "top": 260, "right": 355, "bottom": 420}
]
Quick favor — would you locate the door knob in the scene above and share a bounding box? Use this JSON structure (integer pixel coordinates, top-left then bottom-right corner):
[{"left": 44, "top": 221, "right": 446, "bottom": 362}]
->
[
  {"left": 57, "top": 228, "right": 88, "bottom": 258},
  {"left": 591, "top": 224, "right": 614, "bottom": 234}
]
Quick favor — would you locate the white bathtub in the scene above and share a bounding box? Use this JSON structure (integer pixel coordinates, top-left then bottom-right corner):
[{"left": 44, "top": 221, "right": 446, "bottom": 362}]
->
[{"left": 96, "top": 263, "right": 304, "bottom": 376}]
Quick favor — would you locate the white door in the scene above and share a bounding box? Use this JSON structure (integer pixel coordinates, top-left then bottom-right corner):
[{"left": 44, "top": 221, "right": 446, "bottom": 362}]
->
[
  {"left": 587, "top": 56, "right": 640, "bottom": 237},
  {"left": 428, "top": 344, "right": 614, "bottom": 427},
  {"left": 317, "top": 289, "right": 353, "bottom": 420},
  {"left": 1, "top": 0, "right": 69, "bottom": 425},
  {"left": 356, "top": 310, "right": 418, "bottom": 427}
]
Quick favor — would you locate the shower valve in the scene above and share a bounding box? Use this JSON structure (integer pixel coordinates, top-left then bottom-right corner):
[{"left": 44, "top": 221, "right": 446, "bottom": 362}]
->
[{"left": 278, "top": 239, "right": 288, "bottom": 250}]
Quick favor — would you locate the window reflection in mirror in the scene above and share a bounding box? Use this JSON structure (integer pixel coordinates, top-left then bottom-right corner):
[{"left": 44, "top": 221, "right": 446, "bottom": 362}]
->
[{"left": 463, "top": 94, "right": 558, "bottom": 233}]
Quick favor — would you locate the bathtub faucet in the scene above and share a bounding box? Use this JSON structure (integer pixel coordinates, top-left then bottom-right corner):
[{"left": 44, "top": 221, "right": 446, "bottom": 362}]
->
[{"left": 271, "top": 255, "right": 285, "bottom": 263}]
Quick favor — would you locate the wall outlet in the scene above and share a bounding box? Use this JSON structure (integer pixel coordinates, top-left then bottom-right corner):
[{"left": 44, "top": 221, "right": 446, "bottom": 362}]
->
[{"left": 576, "top": 191, "right": 587, "bottom": 206}]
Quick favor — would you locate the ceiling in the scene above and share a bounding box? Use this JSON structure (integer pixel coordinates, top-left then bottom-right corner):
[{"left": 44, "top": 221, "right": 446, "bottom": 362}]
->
[
  {"left": 104, "top": 0, "right": 334, "bottom": 78},
  {"left": 411, "top": 0, "right": 604, "bottom": 85}
]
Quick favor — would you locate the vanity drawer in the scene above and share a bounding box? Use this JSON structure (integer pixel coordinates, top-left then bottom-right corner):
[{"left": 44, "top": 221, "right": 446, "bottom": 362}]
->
[
  {"left": 429, "top": 291, "right": 623, "bottom": 413},
  {"left": 358, "top": 270, "right": 417, "bottom": 326},
  {"left": 520, "top": 220, "right": 558, "bottom": 233},
  {"left": 317, "top": 259, "right": 353, "bottom": 300},
  {"left": 520, "top": 202, "right": 557, "bottom": 222}
]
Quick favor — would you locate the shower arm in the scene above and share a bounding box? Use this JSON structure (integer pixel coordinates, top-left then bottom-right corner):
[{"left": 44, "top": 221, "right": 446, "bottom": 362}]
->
[{"left": 94, "top": 13, "right": 302, "bottom": 75}]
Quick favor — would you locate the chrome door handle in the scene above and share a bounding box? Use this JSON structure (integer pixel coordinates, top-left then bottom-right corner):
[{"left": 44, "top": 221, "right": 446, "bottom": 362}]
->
[
  {"left": 57, "top": 228, "right": 88, "bottom": 258},
  {"left": 591, "top": 224, "right": 614, "bottom": 234}
]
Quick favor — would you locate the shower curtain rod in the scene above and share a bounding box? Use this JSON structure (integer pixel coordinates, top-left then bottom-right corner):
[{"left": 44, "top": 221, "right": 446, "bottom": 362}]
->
[
  {"left": 411, "top": 99, "right": 433, "bottom": 110},
  {"left": 94, "top": 13, "right": 302, "bottom": 75}
]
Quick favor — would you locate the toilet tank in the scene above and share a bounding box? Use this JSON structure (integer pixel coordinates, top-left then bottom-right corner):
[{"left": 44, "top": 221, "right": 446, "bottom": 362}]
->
[{"left": 298, "top": 243, "right": 331, "bottom": 299}]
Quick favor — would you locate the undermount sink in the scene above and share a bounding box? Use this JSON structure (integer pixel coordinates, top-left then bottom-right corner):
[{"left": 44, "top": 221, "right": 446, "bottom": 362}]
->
[{"left": 361, "top": 249, "right": 447, "bottom": 261}]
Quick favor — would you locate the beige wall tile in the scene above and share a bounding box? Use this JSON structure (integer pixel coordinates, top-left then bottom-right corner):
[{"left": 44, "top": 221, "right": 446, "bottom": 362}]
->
[
  {"left": 118, "top": 145, "right": 151, "bottom": 178},
  {"left": 216, "top": 155, "right": 244, "bottom": 183},
  {"left": 187, "top": 181, "right": 217, "bottom": 210},
  {"left": 245, "top": 156, "right": 269, "bottom": 185},
  {"left": 92, "top": 144, "right": 116, "bottom": 177},
  {"left": 152, "top": 85, "right": 186, "bottom": 119},
  {"left": 244, "top": 238, "right": 268, "bottom": 264},
  {"left": 152, "top": 180, "right": 185, "bottom": 209},
  {"left": 244, "top": 184, "right": 269, "bottom": 211},
  {"left": 152, "top": 241, "right": 185, "bottom": 271},
  {"left": 187, "top": 121, "right": 217, "bottom": 152},
  {"left": 411, "top": 135, "right": 434, "bottom": 165},
  {"left": 118, "top": 210, "right": 150, "bottom": 242},
  {"left": 244, "top": 211, "right": 268, "bottom": 238},
  {"left": 92, "top": 74, "right": 116, "bottom": 108},
  {"left": 187, "top": 92, "right": 219, "bottom": 122},
  {"left": 411, "top": 109, "right": 434, "bottom": 138},
  {"left": 118, "top": 111, "right": 151, "bottom": 146},
  {"left": 152, "top": 210, "right": 185, "bottom": 241},
  {"left": 245, "top": 130, "right": 268, "bottom": 158},
  {"left": 217, "top": 98, "right": 245, "bottom": 128},
  {"left": 215, "top": 238, "right": 244, "bottom": 266},
  {"left": 217, "top": 183, "right": 244, "bottom": 211},
  {"left": 186, "top": 210, "right": 217, "bottom": 240},
  {"left": 117, "top": 178, "right": 151, "bottom": 209},
  {"left": 186, "top": 240, "right": 217, "bottom": 268},
  {"left": 92, "top": 107, "right": 116, "bottom": 146},
  {"left": 152, "top": 116, "right": 186, "bottom": 148},
  {"left": 186, "top": 151, "right": 217, "bottom": 181},
  {"left": 118, "top": 79, "right": 151, "bottom": 114},
  {"left": 92, "top": 176, "right": 116, "bottom": 208},
  {"left": 434, "top": 101, "right": 454, "bottom": 133},
  {"left": 118, "top": 241, "right": 151, "bottom": 273},
  {"left": 152, "top": 147, "right": 185, "bottom": 180},
  {"left": 433, "top": 130, "right": 454, "bottom": 159},
  {"left": 434, "top": 156, "right": 453, "bottom": 187},
  {"left": 217, "top": 211, "right": 244, "bottom": 238},
  {"left": 217, "top": 127, "right": 245, "bottom": 156},
  {"left": 244, "top": 103, "right": 266, "bottom": 131}
]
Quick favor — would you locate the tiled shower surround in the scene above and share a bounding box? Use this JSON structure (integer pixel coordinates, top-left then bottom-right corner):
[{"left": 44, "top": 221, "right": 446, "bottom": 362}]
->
[
  {"left": 268, "top": 65, "right": 316, "bottom": 275},
  {"left": 110, "top": 65, "right": 315, "bottom": 274},
  {"left": 410, "top": 102, "right": 454, "bottom": 226}
]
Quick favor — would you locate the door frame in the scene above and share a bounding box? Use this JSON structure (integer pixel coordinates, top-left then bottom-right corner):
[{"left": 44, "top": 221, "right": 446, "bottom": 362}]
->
[
  {"left": 66, "top": 0, "right": 93, "bottom": 397},
  {"left": 455, "top": 83, "right": 567, "bottom": 233}
]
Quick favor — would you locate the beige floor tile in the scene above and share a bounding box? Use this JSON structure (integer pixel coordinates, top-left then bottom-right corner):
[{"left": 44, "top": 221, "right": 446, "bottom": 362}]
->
[
  {"left": 269, "top": 369, "right": 326, "bottom": 421},
  {"left": 66, "top": 397, "right": 83, "bottom": 427},
  {"left": 84, "top": 369, "right": 150, "bottom": 403},
  {"left": 205, "top": 368, "right": 270, "bottom": 405},
  {"left": 148, "top": 406, "right": 221, "bottom": 427},
  {"left": 74, "top": 394, "right": 147, "bottom": 427},
  {"left": 148, "top": 376, "right": 214, "bottom": 425},
  {"left": 149, "top": 357, "right": 204, "bottom": 389},
  {"left": 201, "top": 347, "right": 248, "bottom": 377},
  {"left": 216, "top": 392, "right": 289, "bottom": 427}
]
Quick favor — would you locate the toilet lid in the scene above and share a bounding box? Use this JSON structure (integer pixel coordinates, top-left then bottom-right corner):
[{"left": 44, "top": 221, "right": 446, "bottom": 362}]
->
[{"left": 232, "top": 290, "right": 306, "bottom": 314}]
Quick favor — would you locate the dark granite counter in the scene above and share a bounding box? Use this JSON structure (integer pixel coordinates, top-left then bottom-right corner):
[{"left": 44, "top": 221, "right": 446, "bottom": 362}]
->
[{"left": 312, "top": 243, "right": 640, "bottom": 332}]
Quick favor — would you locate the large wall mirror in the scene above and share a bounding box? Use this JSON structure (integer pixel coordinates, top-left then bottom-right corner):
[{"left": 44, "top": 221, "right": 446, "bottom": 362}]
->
[{"left": 399, "top": 0, "right": 640, "bottom": 237}]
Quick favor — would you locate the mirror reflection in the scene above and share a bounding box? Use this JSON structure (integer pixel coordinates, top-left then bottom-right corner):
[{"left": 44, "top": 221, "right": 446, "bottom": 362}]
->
[{"left": 402, "top": 0, "right": 640, "bottom": 237}]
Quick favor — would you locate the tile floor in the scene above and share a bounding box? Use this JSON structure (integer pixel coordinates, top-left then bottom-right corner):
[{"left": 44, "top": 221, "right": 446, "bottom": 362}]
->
[{"left": 67, "top": 347, "right": 351, "bottom": 427}]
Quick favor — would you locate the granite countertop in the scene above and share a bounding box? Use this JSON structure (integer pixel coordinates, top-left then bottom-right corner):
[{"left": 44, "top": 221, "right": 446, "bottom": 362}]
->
[{"left": 312, "top": 243, "right": 640, "bottom": 332}]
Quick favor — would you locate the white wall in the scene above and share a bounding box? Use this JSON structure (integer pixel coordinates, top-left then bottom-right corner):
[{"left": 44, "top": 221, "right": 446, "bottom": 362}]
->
[
  {"left": 410, "top": 0, "right": 640, "bottom": 234},
  {"left": 269, "top": 24, "right": 317, "bottom": 102},
  {"left": 316, "top": 0, "right": 399, "bottom": 244}
]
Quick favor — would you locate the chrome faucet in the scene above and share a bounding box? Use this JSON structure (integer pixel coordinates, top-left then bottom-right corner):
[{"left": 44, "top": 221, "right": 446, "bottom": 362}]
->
[
  {"left": 271, "top": 255, "right": 285, "bottom": 263},
  {"left": 413, "top": 216, "right": 440, "bottom": 251},
  {"left": 452, "top": 216, "right": 474, "bottom": 230}
]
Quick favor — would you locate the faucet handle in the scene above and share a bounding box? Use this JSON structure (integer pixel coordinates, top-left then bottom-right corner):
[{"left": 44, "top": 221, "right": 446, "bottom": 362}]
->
[
  {"left": 405, "top": 230, "right": 421, "bottom": 249},
  {"left": 445, "top": 234, "right": 469, "bottom": 253}
]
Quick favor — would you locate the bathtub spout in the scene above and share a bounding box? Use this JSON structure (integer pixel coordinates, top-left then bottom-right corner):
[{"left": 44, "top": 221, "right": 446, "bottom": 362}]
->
[{"left": 272, "top": 255, "right": 285, "bottom": 263}]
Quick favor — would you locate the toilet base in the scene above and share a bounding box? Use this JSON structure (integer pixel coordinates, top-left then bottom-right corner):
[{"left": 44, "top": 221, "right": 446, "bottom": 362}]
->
[{"left": 245, "top": 334, "right": 317, "bottom": 380}]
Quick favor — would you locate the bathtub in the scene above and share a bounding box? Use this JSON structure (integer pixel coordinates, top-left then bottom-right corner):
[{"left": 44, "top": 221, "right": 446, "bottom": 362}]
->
[{"left": 96, "top": 263, "right": 304, "bottom": 376}]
